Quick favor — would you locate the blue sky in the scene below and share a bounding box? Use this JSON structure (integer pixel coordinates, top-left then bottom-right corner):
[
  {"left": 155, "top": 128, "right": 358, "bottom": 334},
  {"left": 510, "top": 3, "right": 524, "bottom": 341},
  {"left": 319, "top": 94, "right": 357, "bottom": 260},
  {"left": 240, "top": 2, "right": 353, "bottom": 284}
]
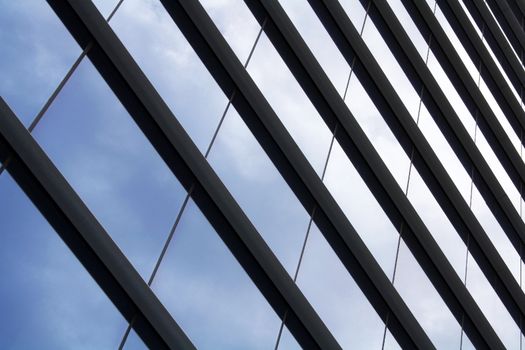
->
[{"left": 1, "top": 0, "right": 524, "bottom": 349}]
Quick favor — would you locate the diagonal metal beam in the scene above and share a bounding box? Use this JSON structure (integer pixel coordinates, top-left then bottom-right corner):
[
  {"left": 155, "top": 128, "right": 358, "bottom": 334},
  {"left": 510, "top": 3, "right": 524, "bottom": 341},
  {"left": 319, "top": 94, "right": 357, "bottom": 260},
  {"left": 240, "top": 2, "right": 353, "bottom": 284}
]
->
[
  {"left": 436, "top": 0, "right": 525, "bottom": 153},
  {"left": 157, "top": 0, "right": 436, "bottom": 349},
  {"left": 400, "top": 0, "right": 525, "bottom": 205},
  {"left": 483, "top": 0, "right": 525, "bottom": 62},
  {"left": 0, "top": 98, "right": 195, "bottom": 350},
  {"left": 397, "top": 0, "right": 525, "bottom": 252},
  {"left": 504, "top": 0, "right": 525, "bottom": 27},
  {"left": 242, "top": 0, "right": 505, "bottom": 348},
  {"left": 335, "top": 0, "right": 525, "bottom": 334},
  {"left": 461, "top": 0, "right": 525, "bottom": 107},
  {"left": 45, "top": 1, "right": 340, "bottom": 349}
]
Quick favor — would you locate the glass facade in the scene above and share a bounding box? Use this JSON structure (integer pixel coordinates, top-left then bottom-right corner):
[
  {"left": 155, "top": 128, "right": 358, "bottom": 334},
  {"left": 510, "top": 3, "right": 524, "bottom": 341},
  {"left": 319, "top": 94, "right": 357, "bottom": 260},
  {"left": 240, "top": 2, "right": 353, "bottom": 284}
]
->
[{"left": 1, "top": 0, "right": 525, "bottom": 348}]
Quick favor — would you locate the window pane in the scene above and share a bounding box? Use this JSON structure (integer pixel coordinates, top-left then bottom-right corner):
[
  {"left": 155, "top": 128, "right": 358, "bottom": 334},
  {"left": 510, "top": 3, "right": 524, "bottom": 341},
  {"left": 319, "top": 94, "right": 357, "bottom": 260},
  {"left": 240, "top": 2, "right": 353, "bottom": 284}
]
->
[{"left": 0, "top": 172, "right": 126, "bottom": 349}]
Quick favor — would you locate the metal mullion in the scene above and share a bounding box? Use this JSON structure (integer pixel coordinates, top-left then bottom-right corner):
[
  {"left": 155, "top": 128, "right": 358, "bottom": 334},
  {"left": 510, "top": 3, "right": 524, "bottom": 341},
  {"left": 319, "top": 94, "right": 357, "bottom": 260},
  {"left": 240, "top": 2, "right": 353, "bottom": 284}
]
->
[
  {"left": 397, "top": 0, "right": 525, "bottom": 245},
  {"left": 504, "top": 0, "right": 525, "bottom": 27},
  {"left": 437, "top": 0, "right": 525, "bottom": 150},
  {"left": 45, "top": 1, "right": 340, "bottom": 349},
  {"left": 462, "top": 0, "right": 525, "bottom": 106},
  {"left": 0, "top": 99, "right": 195, "bottom": 350},
  {"left": 401, "top": 0, "right": 525, "bottom": 203},
  {"left": 159, "top": 1, "right": 435, "bottom": 349},
  {"left": 243, "top": 0, "right": 503, "bottom": 348},
  {"left": 335, "top": 0, "right": 525, "bottom": 334},
  {"left": 434, "top": 0, "right": 525, "bottom": 250},
  {"left": 483, "top": 0, "right": 525, "bottom": 63}
]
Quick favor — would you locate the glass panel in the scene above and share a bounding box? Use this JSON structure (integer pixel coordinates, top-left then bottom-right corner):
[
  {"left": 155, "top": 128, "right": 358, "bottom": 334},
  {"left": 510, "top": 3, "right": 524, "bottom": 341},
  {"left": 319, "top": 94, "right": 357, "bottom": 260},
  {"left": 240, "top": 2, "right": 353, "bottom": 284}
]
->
[
  {"left": 246, "top": 31, "right": 335, "bottom": 174},
  {"left": 0, "top": 171, "right": 125, "bottom": 348},
  {"left": 0, "top": 1, "right": 79, "bottom": 125},
  {"left": 278, "top": 0, "right": 353, "bottom": 92},
  {"left": 207, "top": 107, "right": 312, "bottom": 274},
  {"left": 296, "top": 224, "right": 389, "bottom": 348},
  {"left": 274, "top": 327, "right": 302, "bottom": 350},
  {"left": 32, "top": 58, "right": 187, "bottom": 281},
  {"left": 107, "top": 0, "right": 231, "bottom": 153},
  {"left": 120, "top": 329, "right": 147, "bottom": 350},
  {"left": 151, "top": 199, "right": 284, "bottom": 349},
  {"left": 92, "top": 0, "right": 122, "bottom": 18},
  {"left": 101, "top": 3, "right": 310, "bottom": 347},
  {"left": 200, "top": 0, "right": 262, "bottom": 63}
]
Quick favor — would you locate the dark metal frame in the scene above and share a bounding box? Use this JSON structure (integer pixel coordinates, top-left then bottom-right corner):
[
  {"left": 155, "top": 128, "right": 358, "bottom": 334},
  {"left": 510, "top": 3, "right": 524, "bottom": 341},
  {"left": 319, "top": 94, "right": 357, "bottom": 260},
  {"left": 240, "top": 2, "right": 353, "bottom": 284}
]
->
[
  {"left": 436, "top": 0, "right": 525, "bottom": 151},
  {"left": 0, "top": 98, "right": 195, "bottom": 350},
  {"left": 158, "top": 0, "right": 437, "bottom": 348},
  {"left": 8, "top": 0, "right": 521, "bottom": 347},
  {"left": 483, "top": 0, "right": 525, "bottom": 62},
  {"left": 398, "top": 0, "right": 525, "bottom": 236},
  {"left": 44, "top": 1, "right": 341, "bottom": 349},
  {"left": 430, "top": 0, "right": 525, "bottom": 255},
  {"left": 504, "top": 0, "right": 525, "bottom": 27},
  {"left": 322, "top": 0, "right": 525, "bottom": 334},
  {"left": 392, "top": 0, "right": 525, "bottom": 269},
  {"left": 240, "top": 0, "right": 505, "bottom": 348},
  {"left": 462, "top": 0, "right": 525, "bottom": 99}
]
